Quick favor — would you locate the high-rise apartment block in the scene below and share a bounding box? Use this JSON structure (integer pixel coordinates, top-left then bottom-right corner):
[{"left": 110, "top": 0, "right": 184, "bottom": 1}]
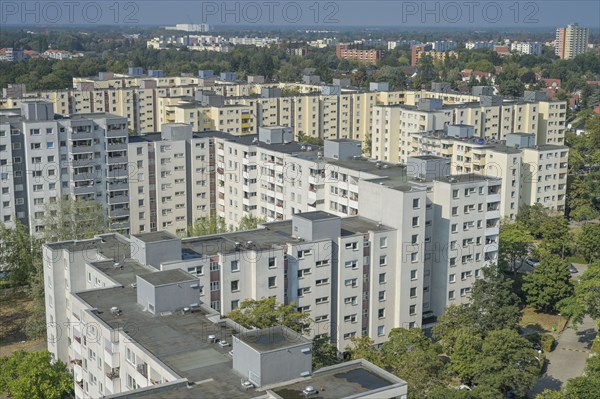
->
[
  {"left": 43, "top": 232, "right": 408, "bottom": 399},
  {"left": 0, "top": 101, "right": 130, "bottom": 235},
  {"left": 555, "top": 23, "right": 589, "bottom": 59}
]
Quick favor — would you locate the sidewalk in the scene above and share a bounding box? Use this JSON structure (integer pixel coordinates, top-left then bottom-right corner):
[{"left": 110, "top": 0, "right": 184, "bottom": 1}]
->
[{"left": 531, "top": 316, "right": 597, "bottom": 395}]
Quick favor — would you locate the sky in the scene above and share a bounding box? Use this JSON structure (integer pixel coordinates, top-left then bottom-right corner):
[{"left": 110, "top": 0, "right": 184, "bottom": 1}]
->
[{"left": 1, "top": 1, "right": 599, "bottom": 29}]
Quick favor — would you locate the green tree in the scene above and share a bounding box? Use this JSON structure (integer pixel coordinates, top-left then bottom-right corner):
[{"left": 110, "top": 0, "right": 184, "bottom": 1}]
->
[
  {"left": 186, "top": 216, "right": 227, "bottom": 237},
  {"left": 346, "top": 335, "right": 383, "bottom": 364},
  {"left": 0, "top": 350, "right": 72, "bottom": 399},
  {"left": 523, "top": 254, "right": 574, "bottom": 313},
  {"left": 516, "top": 204, "right": 551, "bottom": 239},
  {"left": 577, "top": 224, "right": 600, "bottom": 263},
  {"left": 237, "top": 215, "right": 266, "bottom": 231},
  {"left": 540, "top": 217, "right": 570, "bottom": 257},
  {"left": 558, "top": 260, "right": 600, "bottom": 326},
  {"left": 312, "top": 335, "right": 340, "bottom": 369},
  {"left": 0, "top": 221, "right": 41, "bottom": 286},
  {"left": 536, "top": 390, "right": 565, "bottom": 399},
  {"left": 499, "top": 221, "right": 534, "bottom": 272},
  {"left": 41, "top": 198, "right": 109, "bottom": 242},
  {"left": 381, "top": 328, "right": 447, "bottom": 399},
  {"left": 226, "top": 297, "right": 312, "bottom": 334},
  {"left": 471, "top": 329, "right": 540, "bottom": 395}
]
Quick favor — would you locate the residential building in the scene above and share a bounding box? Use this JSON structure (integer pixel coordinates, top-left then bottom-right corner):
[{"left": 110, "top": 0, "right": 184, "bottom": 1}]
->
[
  {"left": 0, "top": 101, "right": 130, "bottom": 236},
  {"left": 411, "top": 44, "right": 457, "bottom": 66},
  {"left": 165, "top": 23, "right": 210, "bottom": 32},
  {"left": 510, "top": 41, "right": 543, "bottom": 56},
  {"left": 465, "top": 41, "right": 495, "bottom": 50},
  {"left": 336, "top": 43, "right": 382, "bottom": 64},
  {"left": 42, "top": 233, "right": 407, "bottom": 399},
  {"left": 0, "top": 47, "right": 25, "bottom": 62},
  {"left": 555, "top": 23, "right": 590, "bottom": 59}
]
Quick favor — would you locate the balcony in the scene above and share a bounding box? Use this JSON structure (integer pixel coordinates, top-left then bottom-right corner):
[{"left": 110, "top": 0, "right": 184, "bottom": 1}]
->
[
  {"left": 108, "top": 181, "right": 129, "bottom": 191},
  {"left": 107, "top": 168, "right": 129, "bottom": 179},
  {"left": 106, "top": 128, "right": 127, "bottom": 138},
  {"left": 137, "top": 362, "right": 148, "bottom": 379},
  {"left": 71, "top": 145, "right": 94, "bottom": 154},
  {"left": 73, "top": 185, "right": 95, "bottom": 195},
  {"left": 106, "top": 367, "right": 120, "bottom": 380},
  {"left": 107, "top": 156, "right": 128, "bottom": 165},
  {"left": 108, "top": 195, "right": 129, "bottom": 205},
  {"left": 109, "top": 208, "right": 130, "bottom": 218},
  {"left": 106, "top": 142, "right": 127, "bottom": 151}
]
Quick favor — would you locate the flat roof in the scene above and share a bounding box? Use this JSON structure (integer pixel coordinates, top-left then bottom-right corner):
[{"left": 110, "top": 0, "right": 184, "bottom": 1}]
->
[
  {"left": 138, "top": 269, "right": 197, "bottom": 286},
  {"left": 134, "top": 231, "right": 180, "bottom": 243},
  {"left": 435, "top": 173, "right": 501, "bottom": 184},
  {"left": 236, "top": 326, "right": 310, "bottom": 352},
  {"left": 295, "top": 211, "right": 339, "bottom": 222},
  {"left": 76, "top": 287, "right": 254, "bottom": 399},
  {"left": 272, "top": 362, "right": 403, "bottom": 399}
]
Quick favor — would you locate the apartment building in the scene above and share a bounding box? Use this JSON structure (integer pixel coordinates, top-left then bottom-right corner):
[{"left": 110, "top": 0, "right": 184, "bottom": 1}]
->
[
  {"left": 555, "top": 23, "right": 590, "bottom": 59},
  {"left": 335, "top": 43, "right": 383, "bottom": 64},
  {"left": 411, "top": 44, "right": 457, "bottom": 66},
  {"left": 407, "top": 127, "right": 569, "bottom": 218},
  {"left": 43, "top": 233, "right": 407, "bottom": 399},
  {"left": 510, "top": 41, "right": 543, "bottom": 56},
  {"left": 0, "top": 101, "right": 130, "bottom": 236}
]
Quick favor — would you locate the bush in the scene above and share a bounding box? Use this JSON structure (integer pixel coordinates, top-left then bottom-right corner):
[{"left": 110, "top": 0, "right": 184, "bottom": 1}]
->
[{"left": 541, "top": 334, "right": 556, "bottom": 352}]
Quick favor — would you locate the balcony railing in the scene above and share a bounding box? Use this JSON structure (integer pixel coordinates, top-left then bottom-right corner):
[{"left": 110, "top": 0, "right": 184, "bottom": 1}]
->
[{"left": 106, "top": 368, "right": 120, "bottom": 380}]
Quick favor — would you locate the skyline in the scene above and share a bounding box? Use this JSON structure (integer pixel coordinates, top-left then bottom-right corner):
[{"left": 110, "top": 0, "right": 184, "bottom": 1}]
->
[{"left": 1, "top": 1, "right": 599, "bottom": 29}]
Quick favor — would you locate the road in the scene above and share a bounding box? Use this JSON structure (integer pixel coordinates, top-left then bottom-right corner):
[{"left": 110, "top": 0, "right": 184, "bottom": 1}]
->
[{"left": 531, "top": 316, "right": 597, "bottom": 395}]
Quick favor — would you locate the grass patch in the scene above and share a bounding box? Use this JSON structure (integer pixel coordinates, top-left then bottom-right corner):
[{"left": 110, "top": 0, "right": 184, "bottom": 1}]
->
[
  {"left": 566, "top": 255, "right": 587, "bottom": 264},
  {"left": 0, "top": 288, "right": 42, "bottom": 357},
  {"left": 520, "top": 307, "right": 568, "bottom": 335}
]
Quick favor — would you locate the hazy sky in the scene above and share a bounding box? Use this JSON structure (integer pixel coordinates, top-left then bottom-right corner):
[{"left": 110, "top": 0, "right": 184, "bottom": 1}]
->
[{"left": 2, "top": 1, "right": 599, "bottom": 29}]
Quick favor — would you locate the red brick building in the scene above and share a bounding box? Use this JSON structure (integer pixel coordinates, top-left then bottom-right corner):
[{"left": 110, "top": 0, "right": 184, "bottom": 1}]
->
[{"left": 336, "top": 43, "right": 382, "bottom": 65}]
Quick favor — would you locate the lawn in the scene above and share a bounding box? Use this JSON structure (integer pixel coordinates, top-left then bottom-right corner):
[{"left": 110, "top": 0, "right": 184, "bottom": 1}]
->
[
  {"left": 520, "top": 306, "right": 569, "bottom": 336},
  {"left": 0, "top": 288, "right": 45, "bottom": 357}
]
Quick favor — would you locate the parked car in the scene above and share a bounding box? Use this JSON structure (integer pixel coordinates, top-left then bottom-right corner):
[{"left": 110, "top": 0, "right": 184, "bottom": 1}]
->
[
  {"left": 569, "top": 264, "right": 578, "bottom": 273},
  {"left": 526, "top": 258, "right": 541, "bottom": 267}
]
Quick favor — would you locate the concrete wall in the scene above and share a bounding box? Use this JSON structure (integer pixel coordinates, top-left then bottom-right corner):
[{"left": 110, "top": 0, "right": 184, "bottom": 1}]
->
[
  {"left": 260, "top": 344, "right": 312, "bottom": 386},
  {"left": 129, "top": 235, "right": 181, "bottom": 269},
  {"left": 136, "top": 275, "right": 200, "bottom": 314},
  {"left": 324, "top": 139, "right": 362, "bottom": 160},
  {"left": 292, "top": 214, "right": 341, "bottom": 242}
]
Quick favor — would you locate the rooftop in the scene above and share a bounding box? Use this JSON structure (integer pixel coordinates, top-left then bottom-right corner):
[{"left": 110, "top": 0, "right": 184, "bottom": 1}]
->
[
  {"left": 76, "top": 287, "right": 254, "bottom": 399},
  {"left": 236, "top": 326, "right": 310, "bottom": 352},
  {"left": 435, "top": 173, "right": 502, "bottom": 184},
  {"left": 138, "top": 269, "right": 197, "bottom": 286},
  {"left": 134, "top": 231, "right": 180, "bottom": 243},
  {"left": 295, "top": 211, "right": 339, "bottom": 222}
]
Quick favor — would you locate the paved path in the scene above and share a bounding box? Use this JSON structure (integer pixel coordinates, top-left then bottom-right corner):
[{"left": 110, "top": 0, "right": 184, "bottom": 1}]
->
[{"left": 531, "top": 316, "right": 597, "bottom": 395}]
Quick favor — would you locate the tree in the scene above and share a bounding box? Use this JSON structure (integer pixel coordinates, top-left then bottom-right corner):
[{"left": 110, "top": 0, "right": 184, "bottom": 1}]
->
[
  {"left": 563, "top": 374, "right": 600, "bottom": 399},
  {"left": 346, "top": 335, "right": 382, "bottom": 365},
  {"left": 312, "top": 335, "right": 340, "bottom": 369},
  {"left": 226, "top": 297, "right": 312, "bottom": 334},
  {"left": 540, "top": 217, "right": 570, "bottom": 257},
  {"left": 237, "top": 215, "right": 266, "bottom": 231},
  {"left": 381, "top": 328, "right": 447, "bottom": 399},
  {"left": 0, "top": 350, "right": 72, "bottom": 399},
  {"left": 0, "top": 221, "right": 41, "bottom": 286},
  {"left": 499, "top": 221, "right": 534, "bottom": 272},
  {"left": 577, "top": 224, "right": 600, "bottom": 263},
  {"left": 468, "top": 265, "right": 522, "bottom": 332},
  {"left": 516, "top": 204, "right": 551, "bottom": 238},
  {"left": 558, "top": 260, "right": 600, "bottom": 326},
  {"left": 523, "top": 254, "right": 574, "bottom": 313},
  {"left": 41, "top": 198, "right": 109, "bottom": 243},
  {"left": 471, "top": 329, "right": 540, "bottom": 395},
  {"left": 186, "top": 216, "right": 227, "bottom": 237}
]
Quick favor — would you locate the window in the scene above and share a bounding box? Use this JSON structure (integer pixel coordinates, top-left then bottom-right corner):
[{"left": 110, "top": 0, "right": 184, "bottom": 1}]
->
[
  {"left": 344, "top": 314, "right": 357, "bottom": 323},
  {"left": 268, "top": 257, "right": 276, "bottom": 268},
  {"left": 450, "top": 257, "right": 456, "bottom": 266},
  {"left": 412, "top": 217, "right": 419, "bottom": 227},
  {"left": 451, "top": 224, "right": 458, "bottom": 233},
  {"left": 410, "top": 270, "right": 417, "bottom": 280},
  {"left": 452, "top": 189, "right": 459, "bottom": 199},
  {"left": 379, "top": 273, "right": 386, "bottom": 284},
  {"left": 345, "top": 278, "right": 358, "bottom": 287},
  {"left": 377, "top": 325, "right": 385, "bottom": 336},
  {"left": 378, "top": 291, "right": 386, "bottom": 301},
  {"left": 343, "top": 332, "right": 356, "bottom": 340},
  {"left": 316, "top": 278, "right": 330, "bottom": 286},
  {"left": 345, "top": 296, "right": 358, "bottom": 305},
  {"left": 231, "top": 280, "right": 239, "bottom": 292},
  {"left": 231, "top": 300, "right": 239, "bottom": 309},
  {"left": 268, "top": 276, "right": 277, "bottom": 288},
  {"left": 378, "top": 308, "right": 385, "bottom": 318},
  {"left": 126, "top": 374, "right": 139, "bottom": 390},
  {"left": 231, "top": 260, "right": 239, "bottom": 272},
  {"left": 210, "top": 281, "right": 220, "bottom": 291},
  {"left": 298, "top": 287, "right": 311, "bottom": 297},
  {"left": 410, "top": 287, "right": 417, "bottom": 298},
  {"left": 345, "top": 242, "right": 359, "bottom": 251},
  {"left": 379, "top": 255, "right": 387, "bottom": 266},
  {"left": 452, "top": 206, "right": 458, "bottom": 216},
  {"left": 449, "top": 274, "right": 456, "bottom": 283},
  {"left": 413, "top": 198, "right": 420, "bottom": 209},
  {"left": 411, "top": 252, "right": 418, "bottom": 263},
  {"left": 125, "top": 348, "right": 136, "bottom": 366},
  {"left": 379, "top": 237, "right": 388, "bottom": 248},
  {"left": 344, "top": 260, "right": 358, "bottom": 269},
  {"left": 315, "top": 296, "right": 329, "bottom": 304},
  {"left": 409, "top": 305, "right": 416, "bottom": 315},
  {"left": 210, "top": 262, "right": 219, "bottom": 271},
  {"left": 449, "top": 290, "right": 455, "bottom": 300}
]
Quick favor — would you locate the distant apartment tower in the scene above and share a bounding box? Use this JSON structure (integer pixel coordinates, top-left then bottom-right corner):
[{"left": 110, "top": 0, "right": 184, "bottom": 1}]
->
[
  {"left": 336, "top": 43, "right": 382, "bottom": 64},
  {"left": 511, "top": 42, "right": 543, "bottom": 56},
  {"left": 165, "top": 23, "right": 209, "bottom": 32},
  {"left": 0, "top": 101, "right": 130, "bottom": 236},
  {"left": 555, "top": 23, "right": 589, "bottom": 59},
  {"left": 411, "top": 44, "right": 456, "bottom": 66}
]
